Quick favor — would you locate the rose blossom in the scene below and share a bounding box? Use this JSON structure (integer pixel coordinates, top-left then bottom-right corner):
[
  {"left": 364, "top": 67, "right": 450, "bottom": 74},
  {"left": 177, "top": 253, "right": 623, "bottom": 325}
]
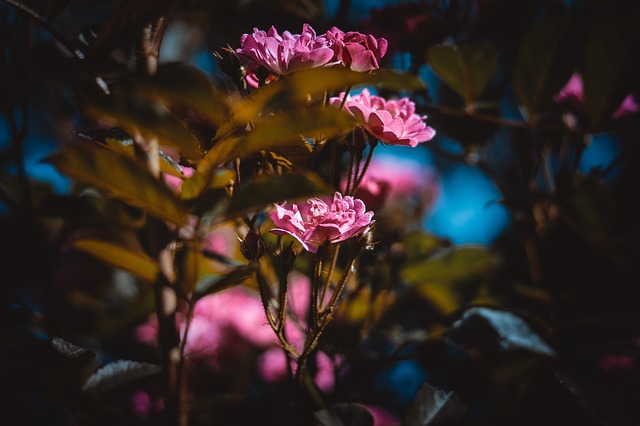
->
[
  {"left": 554, "top": 72, "right": 639, "bottom": 119},
  {"left": 324, "top": 27, "right": 388, "bottom": 72},
  {"left": 270, "top": 192, "right": 375, "bottom": 253},
  {"left": 236, "top": 24, "right": 336, "bottom": 76},
  {"left": 329, "top": 89, "right": 436, "bottom": 147}
]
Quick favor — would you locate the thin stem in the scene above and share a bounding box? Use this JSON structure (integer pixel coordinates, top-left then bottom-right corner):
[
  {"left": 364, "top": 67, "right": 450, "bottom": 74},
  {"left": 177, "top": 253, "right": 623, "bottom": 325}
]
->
[
  {"left": 319, "top": 244, "right": 340, "bottom": 310},
  {"left": 351, "top": 137, "right": 377, "bottom": 195}
]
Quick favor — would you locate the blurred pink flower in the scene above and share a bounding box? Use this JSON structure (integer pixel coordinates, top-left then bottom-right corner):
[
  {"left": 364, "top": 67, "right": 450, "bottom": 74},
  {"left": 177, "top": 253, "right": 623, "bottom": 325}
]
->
[
  {"left": 236, "top": 24, "right": 336, "bottom": 76},
  {"left": 258, "top": 348, "right": 342, "bottom": 392},
  {"left": 325, "top": 27, "right": 388, "bottom": 72},
  {"left": 554, "top": 73, "right": 639, "bottom": 119},
  {"left": 131, "top": 390, "right": 164, "bottom": 420},
  {"left": 162, "top": 166, "right": 195, "bottom": 194},
  {"left": 363, "top": 404, "right": 401, "bottom": 426},
  {"left": 329, "top": 89, "right": 436, "bottom": 147},
  {"left": 351, "top": 175, "right": 391, "bottom": 211},
  {"left": 270, "top": 192, "right": 375, "bottom": 253}
]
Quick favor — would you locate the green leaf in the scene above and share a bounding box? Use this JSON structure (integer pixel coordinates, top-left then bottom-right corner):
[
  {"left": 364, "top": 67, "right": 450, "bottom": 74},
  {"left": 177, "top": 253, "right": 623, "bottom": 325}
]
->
[
  {"left": 405, "top": 384, "right": 468, "bottom": 426},
  {"left": 48, "top": 143, "right": 189, "bottom": 225},
  {"left": 401, "top": 246, "right": 494, "bottom": 285},
  {"left": 224, "top": 172, "right": 330, "bottom": 219},
  {"left": 178, "top": 247, "right": 202, "bottom": 295},
  {"left": 234, "top": 68, "right": 424, "bottom": 122},
  {"left": 194, "top": 264, "right": 257, "bottom": 301},
  {"left": 72, "top": 238, "right": 160, "bottom": 283},
  {"left": 181, "top": 169, "right": 236, "bottom": 200},
  {"left": 512, "top": 16, "right": 577, "bottom": 118},
  {"left": 428, "top": 42, "right": 498, "bottom": 105},
  {"left": 82, "top": 360, "right": 162, "bottom": 394},
  {"left": 583, "top": 15, "right": 639, "bottom": 126},
  {"left": 138, "top": 62, "right": 228, "bottom": 126},
  {"left": 314, "top": 403, "right": 374, "bottom": 426},
  {"left": 403, "top": 232, "right": 450, "bottom": 264},
  {"left": 198, "top": 108, "right": 355, "bottom": 174},
  {"left": 80, "top": 93, "right": 202, "bottom": 161}
]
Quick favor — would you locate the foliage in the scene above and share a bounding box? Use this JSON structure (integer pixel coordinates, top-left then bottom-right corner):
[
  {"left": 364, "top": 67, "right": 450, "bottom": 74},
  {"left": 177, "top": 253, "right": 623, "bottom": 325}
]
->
[{"left": 1, "top": 0, "right": 639, "bottom": 425}]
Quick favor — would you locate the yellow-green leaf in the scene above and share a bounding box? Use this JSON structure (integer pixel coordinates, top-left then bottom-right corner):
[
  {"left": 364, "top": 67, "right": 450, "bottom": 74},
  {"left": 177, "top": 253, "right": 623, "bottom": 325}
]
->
[
  {"left": 401, "top": 246, "right": 494, "bottom": 285},
  {"left": 73, "top": 238, "right": 159, "bottom": 283},
  {"left": 47, "top": 143, "right": 189, "bottom": 225},
  {"left": 198, "top": 108, "right": 355, "bottom": 174}
]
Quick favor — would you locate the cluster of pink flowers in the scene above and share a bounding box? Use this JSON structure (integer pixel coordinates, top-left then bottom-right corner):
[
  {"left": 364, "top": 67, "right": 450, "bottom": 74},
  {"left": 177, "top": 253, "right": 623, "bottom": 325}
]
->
[
  {"left": 554, "top": 72, "right": 639, "bottom": 120},
  {"left": 236, "top": 24, "right": 388, "bottom": 78},
  {"left": 329, "top": 88, "right": 436, "bottom": 147},
  {"left": 270, "top": 192, "right": 375, "bottom": 253}
]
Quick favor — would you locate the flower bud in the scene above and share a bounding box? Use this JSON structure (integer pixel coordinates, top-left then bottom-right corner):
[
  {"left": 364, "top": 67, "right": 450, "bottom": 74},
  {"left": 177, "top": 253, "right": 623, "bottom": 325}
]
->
[{"left": 241, "top": 229, "right": 265, "bottom": 261}]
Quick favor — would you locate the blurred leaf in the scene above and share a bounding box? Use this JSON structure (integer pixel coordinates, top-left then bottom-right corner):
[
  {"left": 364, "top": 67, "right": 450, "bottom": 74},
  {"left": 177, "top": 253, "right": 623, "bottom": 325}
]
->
[
  {"left": 403, "top": 232, "right": 449, "bottom": 264},
  {"left": 401, "top": 246, "right": 494, "bottom": 285},
  {"left": 567, "top": 174, "right": 614, "bottom": 237},
  {"left": 583, "top": 15, "right": 639, "bottom": 126},
  {"left": 181, "top": 169, "right": 235, "bottom": 200},
  {"left": 224, "top": 172, "right": 330, "bottom": 218},
  {"left": 72, "top": 238, "right": 159, "bottom": 283},
  {"left": 314, "top": 403, "right": 374, "bottom": 426},
  {"left": 40, "top": 195, "right": 147, "bottom": 229},
  {"left": 82, "top": 360, "right": 162, "bottom": 394},
  {"left": 194, "top": 264, "right": 257, "bottom": 301},
  {"left": 51, "top": 337, "right": 96, "bottom": 360},
  {"left": 447, "top": 307, "right": 555, "bottom": 356},
  {"left": 3, "top": 0, "right": 69, "bottom": 20},
  {"left": 92, "top": 0, "right": 174, "bottom": 52},
  {"left": 179, "top": 247, "right": 202, "bottom": 295},
  {"left": 80, "top": 93, "right": 202, "bottom": 161},
  {"left": 47, "top": 143, "right": 189, "bottom": 225},
  {"left": 427, "top": 42, "right": 498, "bottom": 105},
  {"left": 138, "top": 62, "right": 228, "bottom": 126},
  {"left": 198, "top": 108, "right": 354, "bottom": 174},
  {"left": 513, "top": 16, "right": 576, "bottom": 118},
  {"left": 405, "top": 383, "right": 468, "bottom": 425},
  {"left": 234, "top": 68, "right": 424, "bottom": 122},
  {"left": 76, "top": 128, "right": 186, "bottom": 177}
]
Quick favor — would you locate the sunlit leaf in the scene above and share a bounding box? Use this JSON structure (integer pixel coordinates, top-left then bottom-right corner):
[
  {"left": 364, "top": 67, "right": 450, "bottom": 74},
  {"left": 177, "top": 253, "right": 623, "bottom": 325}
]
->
[
  {"left": 512, "top": 16, "right": 577, "bottom": 118},
  {"left": 405, "top": 383, "right": 468, "bottom": 425},
  {"left": 82, "top": 360, "right": 162, "bottom": 394},
  {"left": 401, "top": 246, "right": 494, "bottom": 284},
  {"left": 583, "top": 15, "right": 638, "bottom": 126},
  {"left": 181, "top": 169, "right": 236, "bottom": 200},
  {"left": 428, "top": 42, "right": 498, "bottom": 105},
  {"left": 72, "top": 238, "right": 159, "bottom": 283},
  {"left": 48, "top": 143, "right": 189, "bottom": 225},
  {"left": 178, "top": 247, "right": 202, "bottom": 295},
  {"left": 194, "top": 264, "right": 257, "bottom": 301},
  {"left": 224, "top": 172, "right": 330, "bottom": 218},
  {"left": 80, "top": 93, "right": 202, "bottom": 161},
  {"left": 447, "top": 307, "right": 555, "bottom": 356},
  {"left": 75, "top": 128, "right": 186, "bottom": 177},
  {"left": 233, "top": 68, "right": 424, "bottom": 122},
  {"left": 198, "top": 108, "right": 354, "bottom": 174},
  {"left": 314, "top": 403, "right": 374, "bottom": 426}
]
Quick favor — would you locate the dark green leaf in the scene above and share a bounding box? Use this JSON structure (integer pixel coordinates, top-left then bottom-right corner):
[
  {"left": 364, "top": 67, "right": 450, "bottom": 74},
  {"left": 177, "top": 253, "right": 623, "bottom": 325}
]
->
[
  {"left": 72, "top": 238, "right": 160, "bottom": 283},
  {"left": 198, "top": 109, "right": 354, "bottom": 174},
  {"left": 405, "top": 384, "right": 468, "bottom": 425},
  {"left": 47, "top": 143, "right": 189, "bottom": 225},
  {"left": 428, "top": 42, "right": 498, "bottom": 105},
  {"left": 80, "top": 94, "right": 202, "bottom": 161},
  {"left": 583, "top": 15, "right": 639, "bottom": 126},
  {"left": 224, "top": 172, "right": 330, "bottom": 218},
  {"left": 314, "top": 403, "right": 374, "bottom": 426},
  {"left": 447, "top": 307, "right": 555, "bottom": 356},
  {"left": 181, "top": 169, "right": 236, "bottom": 200},
  {"left": 512, "top": 16, "right": 577, "bottom": 118},
  {"left": 194, "top": 264, "right": 257, "bottom": 301},
  {"left": 51, "top": 337, "right": 96, "bottom": 360},
  {"left": 401, "top": 246, "right": 494, "bottom": 285},
  {"left": 403, "top": 232, "right": 450, "bottom": 264},
  {"left": 139, "top": 62, "right": 228, "bottom": 126},
  {"left": 82, "top": 360, "right": 162, "bottom": 394}
]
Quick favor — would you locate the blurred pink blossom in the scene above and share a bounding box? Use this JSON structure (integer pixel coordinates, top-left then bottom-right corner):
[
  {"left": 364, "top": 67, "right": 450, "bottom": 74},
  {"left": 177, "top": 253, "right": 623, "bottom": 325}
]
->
[
  {"left": 131, "top": 390, "right": 164, "bottom": 420},
  {"left": 329, "top": 89, "right": 436, "bottom": 147},
  {"left": 325, "top": 27, "right": 388, "bottom": 72},
  {"left": 162, "top": 166, "right": 195, "bottom": 194},
  {"left": 363, "top": 404, "right": 401, "bottom": 426},
  {"left": 236, "top": 24, "right": 336, "bottom": 76},
  {"left": 270, "top": 192, "right": 375, "bottom": 253},
  {"left": 554, "top": 73, "right": 639, "bottom": 119}
]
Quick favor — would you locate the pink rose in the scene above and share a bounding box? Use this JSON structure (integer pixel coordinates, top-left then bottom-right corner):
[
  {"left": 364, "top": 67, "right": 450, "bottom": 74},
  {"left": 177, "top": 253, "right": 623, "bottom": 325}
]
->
[
  {"left": 554, "top": 72, "right": 639, "bottom": 119},
  {"left": 329, "top": 89, "right": 436, "bottom": 147},
  {"left": 270, "top": 192, "right": 375, "bottom": 253},
  {"left": 325, "top": 27, "right": 388, "bottom": 72},
  {"left": 236, "top": 24, "right": 336, "bottom": 76}
]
